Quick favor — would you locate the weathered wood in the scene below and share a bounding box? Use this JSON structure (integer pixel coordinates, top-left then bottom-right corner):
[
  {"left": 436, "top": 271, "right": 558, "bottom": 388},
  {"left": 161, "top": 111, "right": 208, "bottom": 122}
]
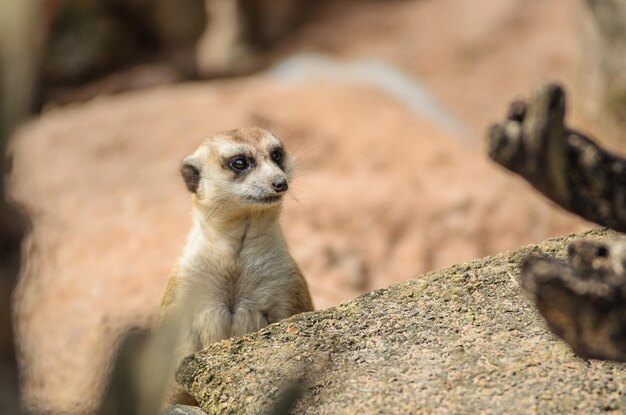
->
[
  {"left": 488, "top": 82, "right": 626, "bottom": 362},
  {"left": 520, "top": 238, "right": 626, "bottom": 361},
  {"left": 487, "top": 83, "right": 626, "bottom": 232}
]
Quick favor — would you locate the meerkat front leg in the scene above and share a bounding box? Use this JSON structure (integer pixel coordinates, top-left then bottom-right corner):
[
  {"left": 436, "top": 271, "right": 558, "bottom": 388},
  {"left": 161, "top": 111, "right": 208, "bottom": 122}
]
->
[
  {"left": 231, "top": 304, "right": 270, "bottom": 337},
  {"left": 189, "top": 305, "right": 233, "bottom": 351}
]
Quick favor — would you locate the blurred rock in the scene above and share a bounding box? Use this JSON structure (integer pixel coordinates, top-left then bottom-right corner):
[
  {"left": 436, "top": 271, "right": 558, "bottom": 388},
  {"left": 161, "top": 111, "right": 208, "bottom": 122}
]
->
[
  {"left": 43, "top": 64, "right": 183, "bottom": 106},
  {"left": 11, "top": 2, "right": 593, "bottom": 412},
  {"left": 276, "top": 0, "right": 580, "bottom": 140},
  {"left": 10, "top": 76, "right": 588, "bottom": 413},
  {"left": 195, "top": 0, "right": 257, "bottom": 77},
  {"left": 41, "top": 0, "right": 308, "bottom": 94},
  {"left": 39, "top": 0, "right": 582, "bottom": 129},
  {"left": 41, "top": 0, "right": 204, "bottom": 100},
  {"left": 195, "top": 0, "right": 310, "bottom": 77},
  {"left": 153, "top": 0, "right": 206, "bottom": 51},
  {"left": 43, "top": 0, "right": 147, "bottom": 85},
  {"left": 180, "top": 228, "right": 626, "bottom": 414},
  {"left": 578, "top": 0, "right": 626, "bottom": 147}
]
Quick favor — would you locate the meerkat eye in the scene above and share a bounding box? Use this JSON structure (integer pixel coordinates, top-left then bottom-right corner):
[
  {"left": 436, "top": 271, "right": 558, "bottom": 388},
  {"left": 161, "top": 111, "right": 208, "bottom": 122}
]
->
[
  {"left": 228, "top": 156, "right": 251, "bottom": 173},
  {"left": 270, "top": 148, "right": 283, "bottom": 164}
]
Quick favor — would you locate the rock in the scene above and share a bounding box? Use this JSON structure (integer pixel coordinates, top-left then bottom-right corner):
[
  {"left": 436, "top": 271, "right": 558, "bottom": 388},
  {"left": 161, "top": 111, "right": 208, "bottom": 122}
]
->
[
  {"left": 195, "top": 0, "right": 310, "bottom": 77},
  {"left": 163, "top": 405, "right": 208, "bottom": 415},
  {"left": 578, "top": 0, "right": 626, "bottom": 146},
  {"left": 179, "top": 228, "right": 626, "bottom": 414}
]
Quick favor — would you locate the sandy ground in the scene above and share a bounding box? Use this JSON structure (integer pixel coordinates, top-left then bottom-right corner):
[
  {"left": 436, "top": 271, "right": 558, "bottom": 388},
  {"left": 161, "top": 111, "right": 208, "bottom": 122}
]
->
[{"left": 9, "top": 0, "right": 594, "bottom": 413}]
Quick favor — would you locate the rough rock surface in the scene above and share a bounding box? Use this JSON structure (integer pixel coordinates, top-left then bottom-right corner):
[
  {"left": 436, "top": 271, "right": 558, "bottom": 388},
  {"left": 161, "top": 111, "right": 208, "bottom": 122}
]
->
[{"left": 180, "top": 228, "right": 626, "bottom": 414}]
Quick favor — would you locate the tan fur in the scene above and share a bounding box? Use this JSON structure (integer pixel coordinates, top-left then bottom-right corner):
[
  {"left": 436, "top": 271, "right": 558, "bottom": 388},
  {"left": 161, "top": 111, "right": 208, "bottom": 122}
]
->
[{"left": 159, "top": 127, "right": 313, "bottom": 405}]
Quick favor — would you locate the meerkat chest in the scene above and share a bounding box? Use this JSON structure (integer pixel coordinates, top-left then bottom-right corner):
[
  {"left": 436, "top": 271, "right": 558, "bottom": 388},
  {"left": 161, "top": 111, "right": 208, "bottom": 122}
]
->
[
  {"left": 182, "top": 235, "right": 291, "bottom": 311},
  {"left": 180, "top": 238, "right": 293, "bottom": 345}
]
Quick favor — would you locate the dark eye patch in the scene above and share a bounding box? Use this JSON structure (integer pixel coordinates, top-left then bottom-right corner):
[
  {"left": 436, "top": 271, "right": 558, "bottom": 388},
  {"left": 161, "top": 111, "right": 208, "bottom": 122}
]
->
[
  {"left": 270, "top": 147, "right": 284, "bottom": 166},
  {"left": 226, "top": 155, "right": 254, "bottom": 175}
]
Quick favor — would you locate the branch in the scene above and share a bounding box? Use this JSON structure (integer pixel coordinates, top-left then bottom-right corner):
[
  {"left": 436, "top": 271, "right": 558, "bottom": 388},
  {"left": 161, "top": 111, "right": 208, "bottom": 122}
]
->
[
  {"left": 487, "top": 83, "right": 626, "bottom": 232},
  {"left": 520, "top": 238, "right": 626, "bottom": 361}
]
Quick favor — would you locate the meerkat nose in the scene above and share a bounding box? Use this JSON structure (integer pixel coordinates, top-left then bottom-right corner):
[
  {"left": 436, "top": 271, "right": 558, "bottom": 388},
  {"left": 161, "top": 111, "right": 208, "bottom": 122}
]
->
[{"left": 271, "top": 177, "right": 288, "bottom": 193}]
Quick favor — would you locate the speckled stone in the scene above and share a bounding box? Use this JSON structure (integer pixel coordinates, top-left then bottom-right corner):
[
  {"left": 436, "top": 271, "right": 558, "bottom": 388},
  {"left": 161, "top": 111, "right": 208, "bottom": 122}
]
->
[
  {"left": 162, "top": 405, "right": 208, "bottom": 415},
  {"left": 178, "top": 228, "right": 626, "bottom": 414}
]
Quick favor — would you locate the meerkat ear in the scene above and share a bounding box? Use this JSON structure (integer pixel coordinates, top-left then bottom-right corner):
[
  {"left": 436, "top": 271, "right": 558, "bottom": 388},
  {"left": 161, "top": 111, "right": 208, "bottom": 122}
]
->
[{"left": 180, "top": 157, "right": 201, "bottom": 193}]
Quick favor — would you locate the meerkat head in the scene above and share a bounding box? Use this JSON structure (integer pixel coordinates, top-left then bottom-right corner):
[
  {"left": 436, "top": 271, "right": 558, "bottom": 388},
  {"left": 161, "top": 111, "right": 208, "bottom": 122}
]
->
[{"left": 180, "top": 127, "right": 294, "bottom": 211}]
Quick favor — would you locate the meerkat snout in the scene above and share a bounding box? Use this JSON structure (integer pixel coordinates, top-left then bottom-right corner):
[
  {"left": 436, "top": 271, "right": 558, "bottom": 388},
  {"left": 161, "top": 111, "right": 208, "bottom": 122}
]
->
[{"left": 271, "top": 176, "right": 288, "bottom": 193}]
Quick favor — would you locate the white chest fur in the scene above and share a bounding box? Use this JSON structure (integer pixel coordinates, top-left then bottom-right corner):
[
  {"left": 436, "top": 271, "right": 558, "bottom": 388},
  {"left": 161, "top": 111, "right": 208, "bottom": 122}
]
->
[{"left": 176, "top": 212, "right": 296, "bottom": 351}]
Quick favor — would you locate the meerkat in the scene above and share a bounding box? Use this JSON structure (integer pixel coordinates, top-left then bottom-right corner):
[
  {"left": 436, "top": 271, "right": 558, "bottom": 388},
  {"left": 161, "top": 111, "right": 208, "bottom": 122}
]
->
[{"left": 160, "top": 126, "right": 314, "bottom": 405}]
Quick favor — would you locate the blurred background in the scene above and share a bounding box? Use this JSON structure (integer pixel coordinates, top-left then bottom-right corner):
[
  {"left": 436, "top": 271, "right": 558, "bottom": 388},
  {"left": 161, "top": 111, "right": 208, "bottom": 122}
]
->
[{"left": 4, "top": 0, "right": 626, "bottom": 413}]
